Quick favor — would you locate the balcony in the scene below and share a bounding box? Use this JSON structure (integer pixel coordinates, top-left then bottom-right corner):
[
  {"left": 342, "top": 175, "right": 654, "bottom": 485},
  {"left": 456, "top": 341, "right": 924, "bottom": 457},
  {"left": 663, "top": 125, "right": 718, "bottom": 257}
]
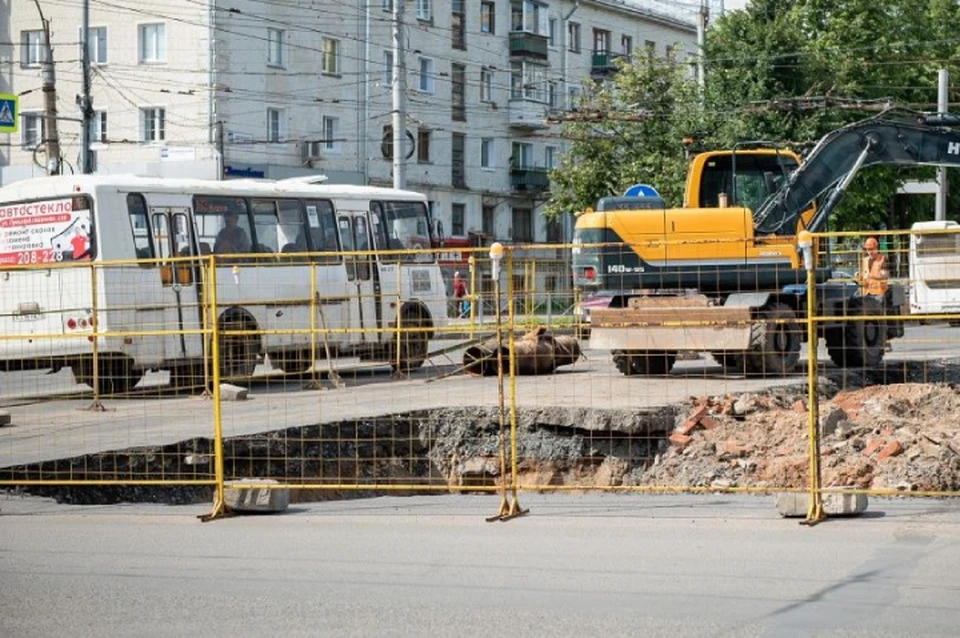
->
[
  {"left": 591, "top": 51, "right": 624, "bottom": 78},
  {"left": 510, "top": 167, "right": 550, "bottom": 192},
  {"left": 509, "top": 31, "right": 548, "bottom": 60},
  {"left": 508, "top": 97, "right": 548, "bottom": 129}
]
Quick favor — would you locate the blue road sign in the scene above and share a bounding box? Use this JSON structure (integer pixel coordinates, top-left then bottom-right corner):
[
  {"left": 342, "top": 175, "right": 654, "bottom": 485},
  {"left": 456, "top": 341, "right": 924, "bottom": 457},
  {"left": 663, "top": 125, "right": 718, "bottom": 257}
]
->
[
  {"left": 0, "top": 94, "right": 18, "bottom": 133},
  {"left": 623, "top": 183, "right": 660, "bottom": 198}
]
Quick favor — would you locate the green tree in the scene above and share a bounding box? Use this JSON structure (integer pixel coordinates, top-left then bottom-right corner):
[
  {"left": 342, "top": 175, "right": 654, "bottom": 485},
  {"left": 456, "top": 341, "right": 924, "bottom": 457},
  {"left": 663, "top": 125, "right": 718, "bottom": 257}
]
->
[
  {"left": 544, "top": 54, "right": 700, "bottom": 219},
  {"left": 547, "top": 0, "right": 960, "bottom": 230}
]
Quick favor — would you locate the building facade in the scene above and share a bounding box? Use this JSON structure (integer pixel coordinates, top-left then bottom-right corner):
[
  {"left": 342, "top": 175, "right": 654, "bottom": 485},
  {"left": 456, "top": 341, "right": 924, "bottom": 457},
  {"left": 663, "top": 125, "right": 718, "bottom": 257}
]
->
[{"left": 1, "top": 1, "right": 694, "bottom": 274}]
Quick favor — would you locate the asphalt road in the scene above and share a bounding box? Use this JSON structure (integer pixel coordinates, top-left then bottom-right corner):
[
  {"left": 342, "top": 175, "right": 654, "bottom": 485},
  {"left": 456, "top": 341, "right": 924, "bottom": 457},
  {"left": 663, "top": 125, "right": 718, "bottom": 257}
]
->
[{"left": 2, "top": 492, "right": 959, "bottom": 637}]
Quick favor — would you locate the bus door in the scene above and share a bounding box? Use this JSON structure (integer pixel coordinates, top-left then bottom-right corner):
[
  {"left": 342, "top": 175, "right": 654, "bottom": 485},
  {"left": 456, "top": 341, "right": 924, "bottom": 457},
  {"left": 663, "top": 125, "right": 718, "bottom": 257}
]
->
[
  {"left": 337, "top": 210, "right": 380, "bottom": 343},
  {"left": 128, "top": 195, "right": 204, "bottom": 363}
]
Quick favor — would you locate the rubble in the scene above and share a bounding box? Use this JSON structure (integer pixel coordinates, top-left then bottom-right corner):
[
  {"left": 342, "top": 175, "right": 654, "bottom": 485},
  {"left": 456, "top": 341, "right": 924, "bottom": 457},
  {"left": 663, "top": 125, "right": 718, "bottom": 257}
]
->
[{"left": 639, "top": 382, "right": 960, "bottom": 493}]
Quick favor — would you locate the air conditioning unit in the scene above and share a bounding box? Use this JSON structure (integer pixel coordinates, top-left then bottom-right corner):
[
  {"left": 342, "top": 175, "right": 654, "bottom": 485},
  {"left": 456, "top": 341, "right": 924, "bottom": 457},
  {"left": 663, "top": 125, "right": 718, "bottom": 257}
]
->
[{"left": 301, "top": 141, "right": 323, "bottom": 164}]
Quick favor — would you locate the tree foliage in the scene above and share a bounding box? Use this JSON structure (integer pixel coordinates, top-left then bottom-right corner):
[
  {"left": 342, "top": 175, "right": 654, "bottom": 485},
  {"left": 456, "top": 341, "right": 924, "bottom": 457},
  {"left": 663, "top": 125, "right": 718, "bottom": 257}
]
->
[{"left": 547, "top": 0, "right": 960, "bottom": 230}]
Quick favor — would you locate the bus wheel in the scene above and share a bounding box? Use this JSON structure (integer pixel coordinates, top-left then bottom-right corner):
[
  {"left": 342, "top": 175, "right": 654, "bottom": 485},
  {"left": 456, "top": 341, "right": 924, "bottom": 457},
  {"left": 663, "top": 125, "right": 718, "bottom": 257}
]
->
[
  {"left": 72, "top": 356, "right": 141, "bottom": 396},
  {"left": 219, "top": 317, "right": 259, "bottom": 380},
  {"left": 392, "top": 311, "right": 428, "bottom": 372}
]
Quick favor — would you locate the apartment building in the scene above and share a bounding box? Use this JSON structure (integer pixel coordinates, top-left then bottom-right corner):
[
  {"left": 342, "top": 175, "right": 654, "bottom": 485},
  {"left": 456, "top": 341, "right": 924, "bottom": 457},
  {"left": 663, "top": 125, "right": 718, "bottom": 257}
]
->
[{"left": 1, "top": 1, "right": 695, "bottom": 255}]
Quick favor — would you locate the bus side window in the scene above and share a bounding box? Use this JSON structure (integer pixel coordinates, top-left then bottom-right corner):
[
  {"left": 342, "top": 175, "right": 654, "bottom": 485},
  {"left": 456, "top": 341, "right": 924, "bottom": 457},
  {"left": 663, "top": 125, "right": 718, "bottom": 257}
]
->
[
  {"left": 338, "top": 216, "right": 356, "bottom": 279},
  {"left": 370, "top": 202, "right": 393, "bottom": 253},
  {"left": 354, "top": 215, "right": 371, "bottom": 280},
  {"left": 127, "top": 193, "right": 155, "bottom": 268},
  {"left": 305, "top": 200, "right": 339, "bottom": 264},
  {"left": 251, "top": 199, "right": 281, "bottom": 255}
]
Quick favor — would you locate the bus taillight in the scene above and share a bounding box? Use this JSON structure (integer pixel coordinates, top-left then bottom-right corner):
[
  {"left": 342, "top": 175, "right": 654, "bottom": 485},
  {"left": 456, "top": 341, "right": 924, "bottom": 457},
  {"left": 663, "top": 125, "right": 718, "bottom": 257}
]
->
[{"left": 584, "top": 266, "right": 596, "bottom": 281}]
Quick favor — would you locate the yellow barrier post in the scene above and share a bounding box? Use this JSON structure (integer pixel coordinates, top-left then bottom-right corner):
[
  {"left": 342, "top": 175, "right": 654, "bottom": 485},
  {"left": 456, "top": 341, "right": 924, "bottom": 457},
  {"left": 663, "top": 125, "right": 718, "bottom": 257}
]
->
[
  {"left": 85, "top": 261, "right": 106, "bottom": 411},
  {"left": 798, "top": 231, "right": 825, "bottom": 525},
  {"left": 201, "top": 255, "right": 228, "bottom": 521},
  {"left": 468, "top": 254, "right": 477, "bottom": 338},
  {"left": 504, "top": 246, "right": 527, "bottom": 520},
  {"left": 394, "top": 258, "right": 404, "bottom": 375}
]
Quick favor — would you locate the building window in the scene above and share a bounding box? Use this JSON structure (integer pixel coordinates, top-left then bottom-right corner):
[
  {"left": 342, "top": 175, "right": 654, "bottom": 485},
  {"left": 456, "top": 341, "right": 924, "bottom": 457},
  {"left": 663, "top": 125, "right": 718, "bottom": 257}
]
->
[
  {"left": 20, "top": 113, "right": 44, "bottom": 149},
  {"left": 645, "top": 40, "right": 656, "bottom": 59},
  {"left": 382, "top": 0, "right": 393, "bottom": 10},
  {"left": 593, "top": 29, "right": 611, "bottom": 55},
  {"left": 79, "top": 27, "right": 107, "bottom": 65},
  {"left": 267, "top": 108, "right": 285, "bottom": 142},
  {"left": 452, "top": 203, "right": 465, "bottom": 236},
  {"left": 568, "top": 22, "right": 581, "bottom": 53},
  {"left": 416, "top": 0, "right": 432, "bottom": 21},
  {"left": 512, "top": 207, "right": 533, "bottom": 242},
  {"left": 267, "top": 28, "right": 285, "bottom": 66},
  {"left": 138, "top": 23, "right": 166, "bottom": 63},
  {"left": 417, "top": 129, "right": 431, "bottom": 163},
  {"left": 511, "top": 142, "right": 533, "bottom": 169},
  {"left": 481, "top": 138, "right": 494, "bottom": 169},
  {"left": 92, "top": 111, "right": 108, "bottom": 144},
  {"left": 452, "top": 133, "right": 466, "bottom": 188},
  {"left": 417, "top": 57, "right": 435, "bottom": 94},
  {"left": 511, "top": 1, "right": 549, "bottom": 35},
  {"left": 546, "top": 219, "right": 563, "bottom": 243},
  {"left": 621, "top": 35, "right": 633, "bottom": 56},
  {"left": 548, "top": 81, "right": 558, "bottom": 108},
  {"left": 480, "top": 67, "right": 494, "bottom": 102},
  {"left": 21, "top": 30, "right": 46, "bottom": 67},
  {"left": 322, "top": 116, "right": 339, "bottom": 152},
  {"left": 451, "top": 63, "right": 466, "bottom": 121},
  {"left": 322, "top": 38, "right": 340, "bottom": 75},
  {"left": 511, "top": 61, "right": 546, "bottom": 102},
  {"left": 140, "top": 107, "right": 165, "bottom": 142},
  {"left": 568, "top": 86, "right": 580, "bottom": 109},
  {"left": 482, "top": 205, "right": 495, "bottom": 237},
  {"left": 545, "top": 146, "right": 557, "bottom": 169},
  {"left": 383, "top": 50, "right": 393, "bottom": 86},
  {"left": 452, "top": 1, "right": 466, "bottom": 50},
  {"left": 481, "top": 2, "right": 495, "bottom": 34},
  {"left": 548, "top": 18, "right": 558, "bottom": 47}
]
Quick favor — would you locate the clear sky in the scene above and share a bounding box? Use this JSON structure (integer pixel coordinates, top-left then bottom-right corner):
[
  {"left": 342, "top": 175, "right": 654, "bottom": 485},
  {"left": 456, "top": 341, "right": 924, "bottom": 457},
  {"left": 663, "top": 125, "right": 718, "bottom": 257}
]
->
[{"left": 723, "top": 0, "right": 749, "bottom": 11}]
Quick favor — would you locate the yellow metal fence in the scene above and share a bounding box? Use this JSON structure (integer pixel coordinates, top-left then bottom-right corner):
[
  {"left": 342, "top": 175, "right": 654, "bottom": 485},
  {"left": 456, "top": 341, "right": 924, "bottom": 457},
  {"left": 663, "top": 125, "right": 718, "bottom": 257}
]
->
[{"left": 1, "top": 235, "right": 958, "bottom": 523}]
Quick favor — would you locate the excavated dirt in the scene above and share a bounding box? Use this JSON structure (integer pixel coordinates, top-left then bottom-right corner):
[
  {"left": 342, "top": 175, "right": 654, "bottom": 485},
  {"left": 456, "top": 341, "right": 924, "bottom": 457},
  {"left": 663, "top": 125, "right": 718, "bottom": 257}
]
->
[{"left": 5, "top": 360, "right": 960, "bottom": 504}]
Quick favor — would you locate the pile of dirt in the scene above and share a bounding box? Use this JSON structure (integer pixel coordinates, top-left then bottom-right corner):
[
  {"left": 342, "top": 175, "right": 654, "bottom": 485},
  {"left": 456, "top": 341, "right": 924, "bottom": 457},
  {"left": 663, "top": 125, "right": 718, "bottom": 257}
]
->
[{"left": 638, "top": 381, "right": 960, "bottom": 492}]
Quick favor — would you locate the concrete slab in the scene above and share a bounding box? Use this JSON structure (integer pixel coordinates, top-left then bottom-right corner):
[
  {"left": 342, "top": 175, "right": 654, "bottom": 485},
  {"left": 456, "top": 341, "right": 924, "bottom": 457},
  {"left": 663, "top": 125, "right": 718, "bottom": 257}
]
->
[
  {"left": 223, "top": 478, "right": 289, "bottom": 513},
  {"left": 775, "top": 490, "right": 868, "bottom": 517}
]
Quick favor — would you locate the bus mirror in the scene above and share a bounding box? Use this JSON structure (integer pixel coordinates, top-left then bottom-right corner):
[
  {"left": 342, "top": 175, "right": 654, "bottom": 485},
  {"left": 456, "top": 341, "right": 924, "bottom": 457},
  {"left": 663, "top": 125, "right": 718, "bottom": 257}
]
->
[{"left": 160, "top": 263, "right": 174, "bottom": 286}]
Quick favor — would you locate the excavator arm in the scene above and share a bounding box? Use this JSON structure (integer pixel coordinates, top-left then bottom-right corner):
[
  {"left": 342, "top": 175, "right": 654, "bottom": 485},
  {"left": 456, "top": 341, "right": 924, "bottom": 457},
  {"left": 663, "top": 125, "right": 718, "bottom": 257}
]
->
[{"left": 754, "top": 108, "right": 960, "bottom": 235}]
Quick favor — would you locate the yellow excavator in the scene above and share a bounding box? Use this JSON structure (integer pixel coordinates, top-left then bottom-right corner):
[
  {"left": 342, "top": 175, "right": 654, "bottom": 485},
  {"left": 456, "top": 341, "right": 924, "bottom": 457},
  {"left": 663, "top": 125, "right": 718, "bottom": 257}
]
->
[{"left": 573, "top": 108, "right": 960, "bottom": 376}]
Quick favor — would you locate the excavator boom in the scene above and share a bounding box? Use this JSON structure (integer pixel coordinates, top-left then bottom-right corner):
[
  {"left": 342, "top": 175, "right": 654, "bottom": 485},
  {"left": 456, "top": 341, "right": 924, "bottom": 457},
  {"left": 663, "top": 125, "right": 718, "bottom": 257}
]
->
[{"left": 754, "top": 108, "right": 960, "bottom": 235}]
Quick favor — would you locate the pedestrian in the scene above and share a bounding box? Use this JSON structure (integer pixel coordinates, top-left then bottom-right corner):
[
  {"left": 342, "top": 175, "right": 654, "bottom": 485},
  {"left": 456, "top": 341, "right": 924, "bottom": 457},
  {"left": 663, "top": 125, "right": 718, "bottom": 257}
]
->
[
  {"left": 859, "top": 236, "right": 889, "bottom": 301},
  {"left": 453, "top": 271, "right": 469, "bottom": 317}
]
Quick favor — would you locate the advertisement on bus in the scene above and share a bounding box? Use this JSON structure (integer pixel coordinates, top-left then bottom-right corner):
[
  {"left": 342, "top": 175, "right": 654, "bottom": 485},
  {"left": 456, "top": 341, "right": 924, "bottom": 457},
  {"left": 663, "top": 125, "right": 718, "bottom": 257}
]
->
[{"left": 0, "top": 198, "right": 92, "bottom": 265}]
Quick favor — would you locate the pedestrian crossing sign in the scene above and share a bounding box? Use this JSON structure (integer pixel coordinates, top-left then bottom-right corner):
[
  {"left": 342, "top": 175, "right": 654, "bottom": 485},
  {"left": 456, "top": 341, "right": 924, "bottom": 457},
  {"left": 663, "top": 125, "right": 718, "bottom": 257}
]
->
[{"left": 0, "top": 94, "right": 18, "bottom": 133}]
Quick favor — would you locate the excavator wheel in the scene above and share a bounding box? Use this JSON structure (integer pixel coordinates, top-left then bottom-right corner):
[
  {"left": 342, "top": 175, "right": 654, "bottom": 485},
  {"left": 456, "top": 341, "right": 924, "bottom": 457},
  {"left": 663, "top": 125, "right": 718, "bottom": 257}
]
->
[
  {"left": 612, "top": 350, "right": 676, "bottom": 376},
  {"left": 825, "top": 295, "right": 886, "bottom": 369},
  {"left": 745, "top": 303, "right": 802, "bottom": 375}
]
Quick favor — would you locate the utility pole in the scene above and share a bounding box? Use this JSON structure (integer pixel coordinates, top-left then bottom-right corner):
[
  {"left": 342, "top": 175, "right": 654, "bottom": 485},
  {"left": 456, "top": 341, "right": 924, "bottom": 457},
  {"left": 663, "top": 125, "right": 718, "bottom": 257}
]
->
[
  {"left": 392, "top": 0, "right": 407, "bottom": 190},
  {"left": 79, "top": 0, "right": 94, "bottom": 173},
  {"left": 34, "top": 1, "right": 61, "bottom": 175},
  {"left": 936, "top": 69, "right": 949, "bottom": 221},
  {"left": 696, "top": 0, "right": 708, "bottom": 96}
]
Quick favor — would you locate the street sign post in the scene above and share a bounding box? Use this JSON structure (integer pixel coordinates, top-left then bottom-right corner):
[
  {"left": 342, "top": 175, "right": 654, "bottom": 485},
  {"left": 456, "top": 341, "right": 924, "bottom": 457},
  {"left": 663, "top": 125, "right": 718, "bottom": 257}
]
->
[{"left": 0, "top": 94, "right": 18, "bottom": 133}]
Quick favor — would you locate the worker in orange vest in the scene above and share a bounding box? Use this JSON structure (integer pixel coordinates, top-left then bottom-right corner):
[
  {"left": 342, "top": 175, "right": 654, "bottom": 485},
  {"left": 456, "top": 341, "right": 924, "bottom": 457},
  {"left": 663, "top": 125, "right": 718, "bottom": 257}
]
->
[{"left": 859, "top": 236, "right": 889, "bottom": 299}]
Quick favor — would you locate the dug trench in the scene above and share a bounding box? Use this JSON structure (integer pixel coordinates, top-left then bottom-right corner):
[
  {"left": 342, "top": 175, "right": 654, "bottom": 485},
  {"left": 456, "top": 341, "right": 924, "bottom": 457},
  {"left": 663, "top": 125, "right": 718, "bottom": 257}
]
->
[{"left": 4, "top": 360, "right": 960, "bottom": 505}]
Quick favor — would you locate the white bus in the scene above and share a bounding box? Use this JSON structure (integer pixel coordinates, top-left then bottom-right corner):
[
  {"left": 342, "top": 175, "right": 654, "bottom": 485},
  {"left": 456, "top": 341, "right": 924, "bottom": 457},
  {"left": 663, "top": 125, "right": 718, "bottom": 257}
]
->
[
  {"left": 909, "top": 220, "right": 960, "bottom": 323},
  {"left": 0, "top": 174, "right": 447, "bottom": 392}
]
